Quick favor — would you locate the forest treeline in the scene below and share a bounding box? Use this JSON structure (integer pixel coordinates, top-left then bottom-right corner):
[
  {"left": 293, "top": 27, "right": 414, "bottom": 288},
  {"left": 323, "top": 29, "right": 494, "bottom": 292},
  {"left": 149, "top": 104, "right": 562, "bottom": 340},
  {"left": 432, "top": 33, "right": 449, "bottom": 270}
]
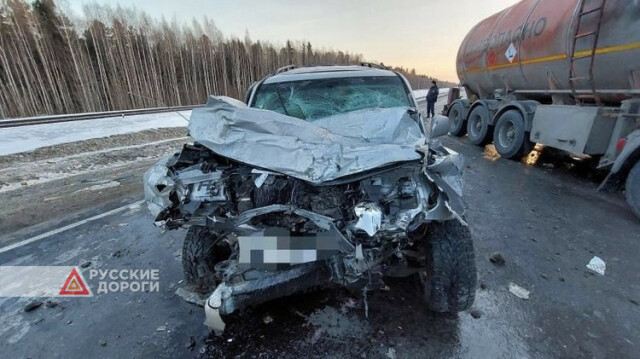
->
[{"left": 0, "top": 0, "right": 452, "bottom": 118}]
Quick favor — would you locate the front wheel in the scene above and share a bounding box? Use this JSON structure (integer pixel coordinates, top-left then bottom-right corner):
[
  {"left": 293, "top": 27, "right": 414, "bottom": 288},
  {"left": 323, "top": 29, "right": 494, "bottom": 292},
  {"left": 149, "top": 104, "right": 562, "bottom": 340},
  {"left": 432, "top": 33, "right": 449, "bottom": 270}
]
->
[
  {"left": 419, "top": 220, "right": 477, "bottom": 312},
  {"left": 626, "top": 160, "right": 640, "bottom": 219},
  {"left": 182, "top": 226, "right": 230, "bottom": 293}
]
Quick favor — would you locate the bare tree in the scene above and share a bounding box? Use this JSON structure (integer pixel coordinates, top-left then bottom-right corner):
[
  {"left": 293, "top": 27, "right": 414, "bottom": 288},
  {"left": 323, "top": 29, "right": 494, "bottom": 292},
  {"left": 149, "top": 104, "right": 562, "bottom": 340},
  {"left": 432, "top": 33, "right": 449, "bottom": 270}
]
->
[{"left": 0, "top": 0, "right": 447, "bottom": 118}]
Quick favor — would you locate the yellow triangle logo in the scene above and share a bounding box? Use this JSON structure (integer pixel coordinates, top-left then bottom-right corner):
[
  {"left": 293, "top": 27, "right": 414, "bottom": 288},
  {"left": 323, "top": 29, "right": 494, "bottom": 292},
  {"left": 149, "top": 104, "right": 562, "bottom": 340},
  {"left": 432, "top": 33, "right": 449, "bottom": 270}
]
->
[{"left": 67, "top": 278, "right": 81, "bottom": 291}]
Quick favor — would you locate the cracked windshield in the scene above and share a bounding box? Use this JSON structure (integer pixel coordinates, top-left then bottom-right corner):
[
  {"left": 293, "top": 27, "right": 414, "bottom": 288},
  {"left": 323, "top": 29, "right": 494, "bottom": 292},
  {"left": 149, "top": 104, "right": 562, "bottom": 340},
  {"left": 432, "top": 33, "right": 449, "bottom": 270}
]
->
[{"left": 253, "top": 76, "right": 412, "bottom": 120}]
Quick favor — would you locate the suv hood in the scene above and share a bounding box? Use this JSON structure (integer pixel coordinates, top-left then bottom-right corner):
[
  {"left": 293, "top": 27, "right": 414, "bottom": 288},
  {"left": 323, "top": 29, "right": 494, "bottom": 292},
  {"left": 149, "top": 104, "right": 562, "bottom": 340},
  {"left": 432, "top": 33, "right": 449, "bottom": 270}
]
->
[{"left": 188, "top": 96, "right": 426, "bottom": 183}]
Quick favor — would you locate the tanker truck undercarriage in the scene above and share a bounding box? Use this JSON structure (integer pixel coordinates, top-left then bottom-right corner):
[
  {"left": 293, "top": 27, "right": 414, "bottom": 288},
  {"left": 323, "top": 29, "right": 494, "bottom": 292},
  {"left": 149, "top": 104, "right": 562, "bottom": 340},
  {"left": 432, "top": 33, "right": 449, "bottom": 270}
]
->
[{"left": 446, "top": 95, "right": 640, "bottom": 219}]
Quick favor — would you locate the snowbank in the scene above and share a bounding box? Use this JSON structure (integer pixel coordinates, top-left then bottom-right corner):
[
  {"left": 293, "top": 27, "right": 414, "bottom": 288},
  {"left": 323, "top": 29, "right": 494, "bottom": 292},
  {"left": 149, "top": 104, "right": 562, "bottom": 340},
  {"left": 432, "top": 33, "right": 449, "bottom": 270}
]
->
[
  {"left": 0, "top": 111, "right": 190, "bottom": 156},
  {"left": 412, "top": 88, "right": 467, "bottom": 102},
  {"left": 412, "top": 88, "right": 449, "bottom": 101}
]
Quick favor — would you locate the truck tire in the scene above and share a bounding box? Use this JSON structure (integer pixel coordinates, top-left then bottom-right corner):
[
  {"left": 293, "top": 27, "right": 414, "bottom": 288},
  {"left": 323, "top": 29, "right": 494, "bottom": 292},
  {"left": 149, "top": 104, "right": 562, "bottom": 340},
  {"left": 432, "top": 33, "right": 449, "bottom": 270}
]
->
[
  {"left": 182, "top": 226, "right": 227, "bottom": 293},
  {"left": 419, "top": 220, "right": 477, "bottom": 312},
  {"left": 626, "top": 160, "right": 640, "bottom": 219},
  {"left": 493, "top": 109, "right": 532, "bottom": 160},
  {"left": 448, "top": 102, "right": 467, "bottom": 137},
  {"left": 466, "top": 105, "right": 492, "bottom": 146}
]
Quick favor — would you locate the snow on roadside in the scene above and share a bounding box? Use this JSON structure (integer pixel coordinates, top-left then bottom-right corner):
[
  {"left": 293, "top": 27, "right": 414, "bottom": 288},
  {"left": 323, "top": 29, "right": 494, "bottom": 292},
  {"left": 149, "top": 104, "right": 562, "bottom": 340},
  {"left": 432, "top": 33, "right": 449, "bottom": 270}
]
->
[
  {"left": 412, "top": 87, "right": 468, "bottom": 101},
  {"left": 0, "top": 110, "right": 190, "bottom": 156},
  {"left": 412, "top": 88, "right": 451, "bottom": 101},
  {"left": 0, "top": 136, "right": 187, "bottom": 193},
  {"left": 73, "top": 180, "right": 121, "bottom": 194},
  {"left": 0, "top": 156, "right": 156, "bottom": 194}
]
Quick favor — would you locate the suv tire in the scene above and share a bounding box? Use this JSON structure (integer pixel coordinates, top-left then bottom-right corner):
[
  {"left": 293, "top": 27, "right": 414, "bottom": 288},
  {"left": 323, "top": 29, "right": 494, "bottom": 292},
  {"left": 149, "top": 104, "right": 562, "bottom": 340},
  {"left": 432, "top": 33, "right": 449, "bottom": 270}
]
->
[
  {"left": 419, "top": 219, "right": 476, "bottom": 312},
  {"left": 182, "top": 226, "right": 224, "bottom": 293}
]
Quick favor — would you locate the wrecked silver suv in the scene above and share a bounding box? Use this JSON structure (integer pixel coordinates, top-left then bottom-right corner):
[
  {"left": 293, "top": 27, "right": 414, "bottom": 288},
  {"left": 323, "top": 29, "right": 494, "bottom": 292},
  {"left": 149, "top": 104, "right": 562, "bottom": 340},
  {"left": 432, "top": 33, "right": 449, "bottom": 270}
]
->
[{"left": 144, "top": 65, "right": 476, "bottom": 332}]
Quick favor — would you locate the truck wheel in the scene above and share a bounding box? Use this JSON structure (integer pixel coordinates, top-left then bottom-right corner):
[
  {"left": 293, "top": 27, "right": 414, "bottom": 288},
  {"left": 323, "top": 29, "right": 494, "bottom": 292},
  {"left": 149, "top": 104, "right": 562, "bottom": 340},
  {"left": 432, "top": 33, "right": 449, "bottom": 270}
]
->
[
  {"left": 418, "top": 220, "right": 477, "bottom": 312},
  {"left": 182, "top": 226, "right": 229, "bottom": 293},
  {"left": 493, "top": 110, "right": 532, "bottom": 160},
  {"left": 466, "top": 106, "right": 492, "bottom": 146},
  {"left": 626, "top": 161, "right": 640, "bottom": 219},
  {"left": 448, "top": 102, "right": 467, "bottom": 136}
]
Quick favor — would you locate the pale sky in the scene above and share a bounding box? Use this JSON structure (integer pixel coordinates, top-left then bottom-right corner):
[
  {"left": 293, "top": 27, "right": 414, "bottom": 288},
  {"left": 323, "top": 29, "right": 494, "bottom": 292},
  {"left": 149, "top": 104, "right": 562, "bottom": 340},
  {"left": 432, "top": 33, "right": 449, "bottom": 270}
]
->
[{"left": 65, "top": 0, "right": 520, "bottom": 82}]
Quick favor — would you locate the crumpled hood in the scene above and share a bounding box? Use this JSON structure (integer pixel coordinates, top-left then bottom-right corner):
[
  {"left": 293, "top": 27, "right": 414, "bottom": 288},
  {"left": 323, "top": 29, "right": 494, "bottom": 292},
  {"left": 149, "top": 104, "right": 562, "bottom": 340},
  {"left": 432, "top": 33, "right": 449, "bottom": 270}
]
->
[{"left": 188, "top": 96, "right": 426, "bottom": 183}]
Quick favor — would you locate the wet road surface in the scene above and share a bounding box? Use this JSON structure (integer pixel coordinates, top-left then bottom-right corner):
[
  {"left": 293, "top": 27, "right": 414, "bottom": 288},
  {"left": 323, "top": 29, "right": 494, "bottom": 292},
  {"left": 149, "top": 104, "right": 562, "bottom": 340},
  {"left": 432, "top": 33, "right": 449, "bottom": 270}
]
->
[{"left": 1, "top": 130, "right": 639, "bottom": 358}]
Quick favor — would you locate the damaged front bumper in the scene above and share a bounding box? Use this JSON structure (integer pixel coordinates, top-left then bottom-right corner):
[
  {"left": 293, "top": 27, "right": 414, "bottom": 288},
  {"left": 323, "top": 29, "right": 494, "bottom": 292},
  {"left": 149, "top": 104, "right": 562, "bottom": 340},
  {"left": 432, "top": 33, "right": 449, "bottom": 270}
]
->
[
  {"left": 204, "top": 261, "right": 332, "bottom": 333},
  {"left": 201, "top": 205, "right": 351, "bottom": 333}
]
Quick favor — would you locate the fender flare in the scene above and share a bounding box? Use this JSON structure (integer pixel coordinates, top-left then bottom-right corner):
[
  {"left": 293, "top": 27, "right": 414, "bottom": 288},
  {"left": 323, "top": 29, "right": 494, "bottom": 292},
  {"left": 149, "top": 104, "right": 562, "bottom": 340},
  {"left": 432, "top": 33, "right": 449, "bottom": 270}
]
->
[{"left": 492, "top": 100, "right": 540, "bottom": 131}]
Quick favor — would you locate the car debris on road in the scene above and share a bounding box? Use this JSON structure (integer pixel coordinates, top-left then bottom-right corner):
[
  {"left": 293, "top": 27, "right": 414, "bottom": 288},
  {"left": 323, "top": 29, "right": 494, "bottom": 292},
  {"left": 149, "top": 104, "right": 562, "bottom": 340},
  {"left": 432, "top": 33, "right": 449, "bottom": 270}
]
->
[
  {"left": 508, "top": 283, "right": 530, "bottom": 300},
  {"left": 586, "top": 256, "right": 606, "bottom": 276},
  {"left": 489, "top": 251, "right": 506, "bottom": 265}
]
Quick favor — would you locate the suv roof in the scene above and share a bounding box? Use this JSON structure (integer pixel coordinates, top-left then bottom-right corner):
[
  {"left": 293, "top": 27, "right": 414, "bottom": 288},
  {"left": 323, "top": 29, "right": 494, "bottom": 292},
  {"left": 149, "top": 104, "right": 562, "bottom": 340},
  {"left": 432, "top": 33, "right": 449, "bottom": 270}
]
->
[{"left": 263, "top": 65, "right": 397, "bottom": 84}]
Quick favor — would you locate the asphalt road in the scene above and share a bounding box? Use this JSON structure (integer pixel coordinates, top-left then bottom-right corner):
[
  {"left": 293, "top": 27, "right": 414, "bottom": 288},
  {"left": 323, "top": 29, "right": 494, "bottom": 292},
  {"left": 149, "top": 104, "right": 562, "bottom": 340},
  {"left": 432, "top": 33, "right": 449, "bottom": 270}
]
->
[{"left": 1, "top": 106, "right": 639, "bottom": 358}]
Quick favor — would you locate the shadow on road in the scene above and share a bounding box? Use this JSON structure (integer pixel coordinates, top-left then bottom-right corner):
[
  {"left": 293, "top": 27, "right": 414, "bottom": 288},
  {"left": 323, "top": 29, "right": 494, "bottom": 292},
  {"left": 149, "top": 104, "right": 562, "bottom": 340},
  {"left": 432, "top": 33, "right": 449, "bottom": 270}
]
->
[{"left": 205, "top": 277, "right": 463, "bottom": 358}]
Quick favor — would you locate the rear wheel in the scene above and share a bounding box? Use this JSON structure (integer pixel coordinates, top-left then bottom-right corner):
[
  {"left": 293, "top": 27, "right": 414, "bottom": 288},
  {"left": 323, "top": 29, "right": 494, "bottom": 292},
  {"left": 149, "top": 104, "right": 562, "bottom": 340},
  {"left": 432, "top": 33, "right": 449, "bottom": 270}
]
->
[
  {"left": 493, "top": 110, "right": 532, "bottom": 160},
  {"left": 626, "top": 160, "right": 640, "bottom": 219},
  {"left": 419, "top": 220, "right": 477, "bottom": 312},
  {"left": 466, "top": 106, "right": 492, "bottom": 146},
  {"left": 448, "top": 102, "right": 467, "bottom": 137},
  {"left": 182, "top": 226, "right": 230, "bottom": 293}
]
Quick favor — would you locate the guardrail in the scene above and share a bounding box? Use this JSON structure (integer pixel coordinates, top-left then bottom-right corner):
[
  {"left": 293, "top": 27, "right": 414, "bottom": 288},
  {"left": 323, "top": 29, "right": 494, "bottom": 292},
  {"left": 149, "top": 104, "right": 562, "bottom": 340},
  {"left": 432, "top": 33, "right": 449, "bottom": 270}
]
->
[{"left": 0, "top": 105, "right": 202, "bottom": 128}]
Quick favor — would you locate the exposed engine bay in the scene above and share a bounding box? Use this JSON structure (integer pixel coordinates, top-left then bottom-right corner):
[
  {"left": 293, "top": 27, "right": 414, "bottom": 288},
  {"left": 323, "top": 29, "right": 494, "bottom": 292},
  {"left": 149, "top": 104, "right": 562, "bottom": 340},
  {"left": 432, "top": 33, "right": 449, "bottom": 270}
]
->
[
  {"left": 145, "top": 141, "right": 464, "bottom": 332},
  {"left": 143, "top": 97, "right": 468, "bottom": 333},
  {"left": 148, "top": 142, "right": 458, "bottom": 233}
]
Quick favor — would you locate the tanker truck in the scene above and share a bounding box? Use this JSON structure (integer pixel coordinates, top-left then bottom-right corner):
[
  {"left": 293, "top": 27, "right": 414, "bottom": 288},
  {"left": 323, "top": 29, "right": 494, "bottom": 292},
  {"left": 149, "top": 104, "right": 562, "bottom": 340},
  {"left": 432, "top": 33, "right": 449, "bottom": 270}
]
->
[{"left": 445, "top": 0, "right": 640, "bottom": 219}]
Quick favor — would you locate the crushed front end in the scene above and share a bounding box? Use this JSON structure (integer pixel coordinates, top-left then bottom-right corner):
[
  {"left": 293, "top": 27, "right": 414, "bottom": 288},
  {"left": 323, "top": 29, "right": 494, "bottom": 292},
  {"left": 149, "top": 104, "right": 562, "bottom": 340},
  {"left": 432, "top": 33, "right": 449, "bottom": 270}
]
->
[{"left": 143, "top": 97, "right": 471, "bottom": 333}]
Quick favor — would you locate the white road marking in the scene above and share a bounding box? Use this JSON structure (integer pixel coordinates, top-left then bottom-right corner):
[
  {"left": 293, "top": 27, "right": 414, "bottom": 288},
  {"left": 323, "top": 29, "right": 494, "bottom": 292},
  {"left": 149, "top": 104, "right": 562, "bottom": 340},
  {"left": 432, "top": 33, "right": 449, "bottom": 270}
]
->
[
  {"left": 0, "top": 200, "right": 145, "bottom": 255},
  {"left": 72, "top": 180, "right": 121, "bottom": 194},
  {"left": 0, "top": 111, "right": 190, "bottom": 156},
  {"left": 0, "top": 158, "right": 151, "bottom": 194}
]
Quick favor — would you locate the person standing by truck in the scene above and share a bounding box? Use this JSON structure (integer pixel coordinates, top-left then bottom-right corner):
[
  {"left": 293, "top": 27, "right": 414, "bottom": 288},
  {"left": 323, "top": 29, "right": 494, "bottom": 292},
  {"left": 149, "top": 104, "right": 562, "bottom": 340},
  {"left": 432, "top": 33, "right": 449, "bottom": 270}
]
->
[{"left": 426, "top": 80, "right": 439, "bottom": 118}]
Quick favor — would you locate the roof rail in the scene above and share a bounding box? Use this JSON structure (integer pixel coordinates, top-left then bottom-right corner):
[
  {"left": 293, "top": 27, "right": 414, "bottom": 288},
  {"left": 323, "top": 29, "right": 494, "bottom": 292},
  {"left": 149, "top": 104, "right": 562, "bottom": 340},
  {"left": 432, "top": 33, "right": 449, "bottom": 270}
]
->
[
  {"left": 274, "top": 65, "right": 296, "bottom": 74},
  {"left": 360, "top": 62, "right": 388, "bottom": 70}
]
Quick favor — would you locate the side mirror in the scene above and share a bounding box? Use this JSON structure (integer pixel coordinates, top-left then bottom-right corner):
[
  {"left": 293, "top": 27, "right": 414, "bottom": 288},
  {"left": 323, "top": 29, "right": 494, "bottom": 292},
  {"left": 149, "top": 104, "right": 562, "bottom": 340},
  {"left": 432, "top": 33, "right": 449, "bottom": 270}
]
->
[{"left": 429, "top": 115, "right": 450, "bottom": 138}]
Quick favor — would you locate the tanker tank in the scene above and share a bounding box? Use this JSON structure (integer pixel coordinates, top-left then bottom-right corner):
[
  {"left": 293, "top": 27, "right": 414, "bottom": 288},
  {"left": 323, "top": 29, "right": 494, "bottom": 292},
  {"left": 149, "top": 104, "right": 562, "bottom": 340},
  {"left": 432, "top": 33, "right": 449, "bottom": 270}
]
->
[{"left": 456, "top": 0, "right": 640, "bottom": 104}]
